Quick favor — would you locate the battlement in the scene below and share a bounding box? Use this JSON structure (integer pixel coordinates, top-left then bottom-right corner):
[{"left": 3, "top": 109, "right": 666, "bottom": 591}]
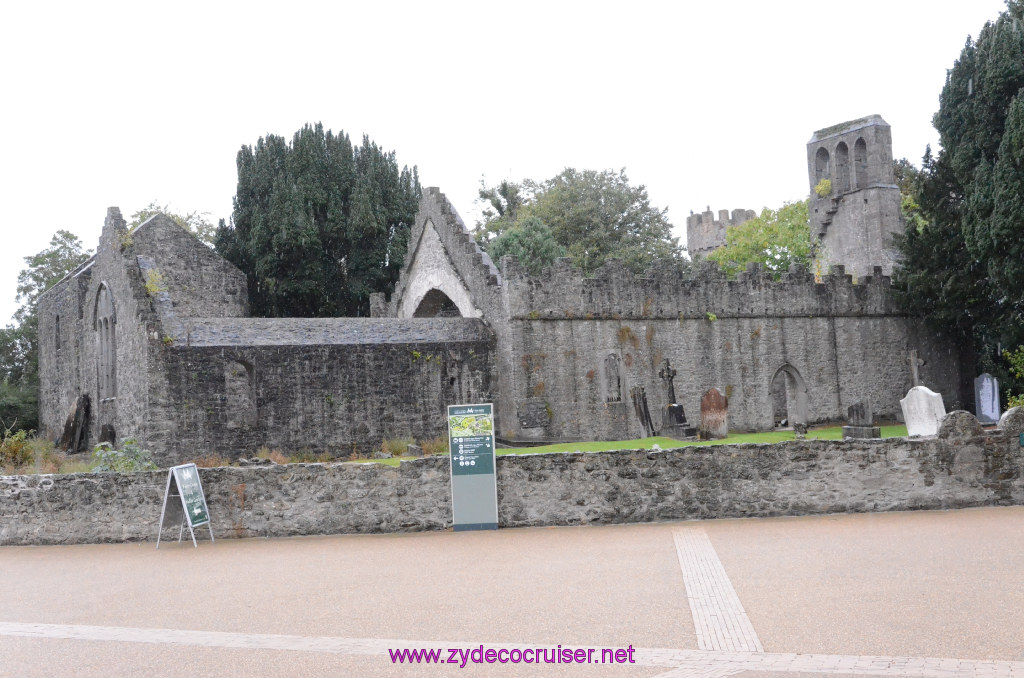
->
[
  {"left": 685, "top": 207, "right": 756, "bottom": 259},
  {"left": 501, "top": 255, "right": 898, "bottom": 320},
  {"left": 809, "top": 114, "right": 888, "bottom": 143}
]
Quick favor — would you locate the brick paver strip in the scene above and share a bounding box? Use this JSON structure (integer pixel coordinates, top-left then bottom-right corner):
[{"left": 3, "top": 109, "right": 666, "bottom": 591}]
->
[
  {"left": 674, "top": 527, "right": 764, "bottom": 653},
  {"left": 3, "top": 622, "right": 1022, "bottom": 676}
]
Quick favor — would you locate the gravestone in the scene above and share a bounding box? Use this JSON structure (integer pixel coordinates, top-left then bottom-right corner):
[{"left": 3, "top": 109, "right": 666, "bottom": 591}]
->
[
  {"left": 974, "top": 373, "right": 1000, "bottom": 425},
  {"left": 56, "top": 394, "right": 90, "bottom": 452},
  {"left": 842, "top": 400, "right": 880, "bottom": 439},
  {"left": 899, "top": 386, "right": 946, "bottom": 437},
  {"left": 656, "top": 359, "right": 697, "bottom": 439},
  {"left": 630, "top": 386, "right": 656, "bottom": 438},
  {"left": 699, "top": 388, "right": 728, "bottom": 440}
]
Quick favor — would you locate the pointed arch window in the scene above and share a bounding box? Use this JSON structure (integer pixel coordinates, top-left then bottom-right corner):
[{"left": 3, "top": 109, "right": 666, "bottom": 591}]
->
[
  {"left": 604, "top": 354, "right": 622, "bottom": 403},
  {"left": 95, "top": 285, "right": 117, "bottom": 399},
  {"left": 814, "top": 147, "right": 830, "bottom": 186},
  {"left": 854, "top": 137, "right": 868, "bottom": 188},
  {"left": 835, "top": 142, "right": 851, "bottom": 193}
]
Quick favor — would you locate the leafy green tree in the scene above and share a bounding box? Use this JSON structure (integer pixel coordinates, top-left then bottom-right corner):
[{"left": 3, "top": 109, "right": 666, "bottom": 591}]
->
[
  {"left": 893, "top": 159, "right": 928, "bottom": 233},
  {"left": 706, "top": 200, "right": 811, "bottom": 279},
  {"left": 0, "top": 231, "right": 92, "bottom": 430},
  {"left": 894, "top": 2, "right": 1024, "bottom": 387},
  {"left": 475, "top": 180, "right": 524, "bottom": 245},
  {"left": 475, "top": 168, "right": 681, "bottom": 275},
  {"left": 216, "top": 123, "right": 421, "bottom": 317},
  {"left": 488, "top": 216, "right": 566, "bottom": 276},
  {"left": 130, "top": 201, "right": 216, "bottom": 246},
  {"left": 1004, "top": 345, "right": 1024, "bottom": 408}
]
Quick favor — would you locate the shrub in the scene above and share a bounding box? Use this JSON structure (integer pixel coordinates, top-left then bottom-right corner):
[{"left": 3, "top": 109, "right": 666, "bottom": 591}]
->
[
  {"left": 256, "top": 446, "right": 288, "bottom": 464},
  {"left": 1004, "top": 346, "right": 1024, "bottom": 408},
  {"left": 91, "top": 439, "right": 157, "bottom": 473},
  {"left": 0, "top": 426, "right": 33, "bottom": 472},
  {"left": 144, "top": 269, "right": 167, "bottom": 296},
  {"left": 381, "top": 436, "right": 415, "bottom": 458},
  {"left": 814, "top": 178, "right": 832, "bottom": 197},
  {"left": 420, "top": 436, "right": 448, "bottom": 457}
]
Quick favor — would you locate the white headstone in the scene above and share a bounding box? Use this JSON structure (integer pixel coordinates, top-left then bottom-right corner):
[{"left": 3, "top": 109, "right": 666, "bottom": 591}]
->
[
  {"left": 899, "top": 386, "right": 946, "bottom": 437},
  {"left": 974, "top": 373, "right": 1000, "bottom": 425}
]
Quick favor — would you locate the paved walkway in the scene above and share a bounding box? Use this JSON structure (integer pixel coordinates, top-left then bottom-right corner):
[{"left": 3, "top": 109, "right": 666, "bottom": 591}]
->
[{"left": 2, "top": 506, "right": 1023, "bottom": 676}]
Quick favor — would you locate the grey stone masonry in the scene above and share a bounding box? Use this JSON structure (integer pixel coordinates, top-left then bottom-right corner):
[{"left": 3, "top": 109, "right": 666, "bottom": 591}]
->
[
  {"left": 3, "top": 409, "right": 1021, "bottom": 546},
  {"left": 175, "top": 317, "right": 493, "bottom": 347},
  {"left": 389, "top": 188, "right": 502, "bottom": 322},
  {"left": 38, "top": 207, "right": 499, "bottom": 462},
  {"left": 685, "top": 207, "right": 757, "bottom": 259},
  {"left": 496, "top": 256, "right": 961, "bottom": 439},
  {"left": 150, "top": 335, "right": 496, "bottom": 464},
  {"left": 807, "top": 115, "right": 902, "bottom": 279}
]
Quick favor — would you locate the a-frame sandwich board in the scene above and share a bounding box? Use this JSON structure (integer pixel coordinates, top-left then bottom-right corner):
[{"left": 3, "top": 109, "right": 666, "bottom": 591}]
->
[{"left": 156, "top": 463, "right": 214, "bottom": 548}]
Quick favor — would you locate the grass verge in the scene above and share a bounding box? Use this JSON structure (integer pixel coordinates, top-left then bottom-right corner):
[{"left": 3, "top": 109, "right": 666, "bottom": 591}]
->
[{"left": 348, "top": 424, "right": 910, "bottom": 465}]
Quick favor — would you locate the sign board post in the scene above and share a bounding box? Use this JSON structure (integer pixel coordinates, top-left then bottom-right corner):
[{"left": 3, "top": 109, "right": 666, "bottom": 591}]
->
[
  {"left": 156, "top": 463, "right": 214, "bottom": 548},
  {"left": 448, "top": 403, "right": 498, "bottom": 531}
]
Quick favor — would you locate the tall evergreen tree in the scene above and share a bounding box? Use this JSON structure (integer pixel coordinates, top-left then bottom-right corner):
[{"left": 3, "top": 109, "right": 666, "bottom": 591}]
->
[
  {"left": 894, "top": 1, "right": 1024, "bottom": 385},
  {"left": 216, "top": 124, "right": 420, "bottom": 317}
]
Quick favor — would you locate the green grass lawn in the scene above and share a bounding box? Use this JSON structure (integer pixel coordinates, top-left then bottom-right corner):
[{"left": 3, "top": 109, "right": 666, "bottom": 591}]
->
[{"left": 350, "top": 424, "right": 909, "bottom": 465}]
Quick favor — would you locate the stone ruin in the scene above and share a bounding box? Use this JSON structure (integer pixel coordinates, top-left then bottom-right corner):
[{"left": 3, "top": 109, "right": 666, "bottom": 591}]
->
[{"left": 37, "top": 117, "right": 967, "bottom": 465}]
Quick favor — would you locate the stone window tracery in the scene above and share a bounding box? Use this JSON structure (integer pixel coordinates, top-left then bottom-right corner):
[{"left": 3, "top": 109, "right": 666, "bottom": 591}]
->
[{"left": 95, "top": 285, "right": 116, "bottom": 400}]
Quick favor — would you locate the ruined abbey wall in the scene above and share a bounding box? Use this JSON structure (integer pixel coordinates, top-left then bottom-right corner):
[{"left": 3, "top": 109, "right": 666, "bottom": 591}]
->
[
  {"left": 38, "top": 209, "right": 497, "bottom": 464},
  {"left": 377, "top": 187, "right": 965, "bottom": 444},
  {"left": 148, "top": 319, "right": 496, "bottom": 465},
  {"left": 495, "top": 257, "right": 962, "bottom": 441},
  {"left": 39, "top": 209, "right": 162, "bottom": 451}
]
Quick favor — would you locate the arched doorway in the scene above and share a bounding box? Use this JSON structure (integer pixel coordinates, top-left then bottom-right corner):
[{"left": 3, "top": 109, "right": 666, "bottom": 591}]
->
[
  {"left": 769, "top": 363, "right": 808, "bottom": 428},
  {"left": 413, "top": 288, "right": 462, "bottom": 317}
]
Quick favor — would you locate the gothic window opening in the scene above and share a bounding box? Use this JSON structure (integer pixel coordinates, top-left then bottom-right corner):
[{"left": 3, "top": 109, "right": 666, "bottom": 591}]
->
[
  {"left": 95, "top": 285, "right": 116, "bottom": 400},
  {"left": 835, "top": 142, "right": 851, "bottom": 193},
  {"left": 854, "top": 137, "right": 868, "bottom": 188},
  {"left": 224, "top": 360, "right": 257, "bottom": 429},
  {"left": 814, "top": 147, "right": 830, "bottom": 186},
  {"left": 604, "top": 354, "right": 622, "bottom": 403}
]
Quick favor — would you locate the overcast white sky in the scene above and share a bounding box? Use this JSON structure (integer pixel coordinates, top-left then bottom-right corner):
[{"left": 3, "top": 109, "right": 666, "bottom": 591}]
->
[{"left": 0, "top": 0, "right": 1009, "bottom": 324}]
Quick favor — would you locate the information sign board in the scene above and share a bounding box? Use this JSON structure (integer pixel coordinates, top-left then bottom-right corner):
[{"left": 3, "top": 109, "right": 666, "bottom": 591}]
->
[
  {"left": 448, "top": 403, "right": 498, "bottom": 531},
  {"left": 156, "top": 463, "right": 214, "bottom": 548},
  {"left": 174, "top": 464, "right": 210, "bottom": 527}
]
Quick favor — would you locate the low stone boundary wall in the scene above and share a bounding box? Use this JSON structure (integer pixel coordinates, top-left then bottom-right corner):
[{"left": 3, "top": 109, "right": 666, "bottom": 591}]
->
[{"left": 3, "top": 410, "right": 1023, "bottom": 546}]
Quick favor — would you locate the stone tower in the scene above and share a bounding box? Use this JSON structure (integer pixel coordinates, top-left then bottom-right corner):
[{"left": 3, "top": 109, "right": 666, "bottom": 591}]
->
[
  {"left": 807, "top": 115, "right": 902, "bottom": 278},
  {"left": 685, "top": 207, "right": 757, "bottom": 259}
]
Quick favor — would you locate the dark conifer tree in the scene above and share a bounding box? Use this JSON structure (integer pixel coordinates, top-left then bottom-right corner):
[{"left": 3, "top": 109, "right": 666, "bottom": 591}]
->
[{"left": 217, "top": 124, "right": 420, "bottom": 317}]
